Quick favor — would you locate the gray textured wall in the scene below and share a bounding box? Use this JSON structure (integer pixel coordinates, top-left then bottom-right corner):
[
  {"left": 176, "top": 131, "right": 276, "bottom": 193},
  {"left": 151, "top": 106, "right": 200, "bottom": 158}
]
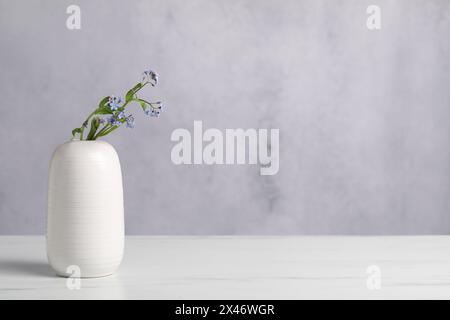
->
[{"left": 0, "top": 0, "right": 449, "bottom": 234}]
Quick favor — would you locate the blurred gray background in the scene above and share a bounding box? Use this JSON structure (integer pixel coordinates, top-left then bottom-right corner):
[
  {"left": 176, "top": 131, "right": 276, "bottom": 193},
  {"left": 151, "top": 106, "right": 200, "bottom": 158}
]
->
[{"left": 0, "top": 0, "right": 449, "bottom": 234}]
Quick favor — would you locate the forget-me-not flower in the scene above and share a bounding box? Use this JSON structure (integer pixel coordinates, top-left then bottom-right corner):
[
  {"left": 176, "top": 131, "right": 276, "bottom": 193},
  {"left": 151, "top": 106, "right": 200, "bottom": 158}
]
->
[
  {"left": 126, "top": 115, "right": 135, "bottom": 128},
  {"left": 117, "top": 111, "right": 126, "bottom": 119},
  {"left": 145, "top": 108, "right": 160, "bottom": 117},
  {"left": 108, "top": 96, "right": 123, "bottom": 111},
  {"left": 108, "top": 116, "right": 121, "bottom": 126},
  {"left": 141, "top": 69, "right": 158, "bottom": 86}
]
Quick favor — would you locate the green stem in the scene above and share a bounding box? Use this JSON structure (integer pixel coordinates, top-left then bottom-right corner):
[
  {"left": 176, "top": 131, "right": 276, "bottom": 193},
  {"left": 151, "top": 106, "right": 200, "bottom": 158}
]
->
[
  {"left": 97, "top": 125, "right": 119, "bottom": 137},
  {"left": 93, "top": 98, "right": 152, "bottom": 139},
  {"left": 136, "top": 98, "right": 160, "bottom": 109},
  {"left": 79, "top": 111, "right": 96, "bottom": 140},
  {"left": 86, "top": 118, "right": 100, "bottom": 140},
  {"left": 73, "top": 81, "right": 152, "bottom": 140},
  {"left": 93, "top": 123, "right": 112, "bottom": 140}
]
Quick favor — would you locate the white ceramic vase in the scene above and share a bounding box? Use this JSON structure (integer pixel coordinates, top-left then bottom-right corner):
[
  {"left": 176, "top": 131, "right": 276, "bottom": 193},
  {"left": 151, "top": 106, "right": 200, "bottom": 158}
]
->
[{"left": 47, "top": 140, "right": 124, "bottom": 278}]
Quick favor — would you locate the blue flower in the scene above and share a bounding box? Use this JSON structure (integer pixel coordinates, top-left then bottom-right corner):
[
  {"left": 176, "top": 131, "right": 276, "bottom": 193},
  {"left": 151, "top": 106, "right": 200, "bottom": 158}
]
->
[
  {"left": 117, "top": 111, "right": 126, "bottom": 119},
  {"left": 142, "top": 69, "right": 158, "bottom": 86},
  {"left": 145, "top": 108, "right": 160, "bottom": 117},
  {"left": 150, "top": 101, "right": 163, "bottom": 110},
  {"left": 126, "top": 115, "right": 135, "bottom": 128},
  {"left": 108, "top": 116, "right": 121, "bottom": 126},
  {"left": 108, "top": 96, "right": 123, "bottom": 111}
]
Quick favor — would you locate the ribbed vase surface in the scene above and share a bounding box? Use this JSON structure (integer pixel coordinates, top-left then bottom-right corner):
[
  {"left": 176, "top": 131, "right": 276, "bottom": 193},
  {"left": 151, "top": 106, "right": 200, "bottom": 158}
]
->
[{"left": 47, "top": 140, "right": 124, "bottom": 278}]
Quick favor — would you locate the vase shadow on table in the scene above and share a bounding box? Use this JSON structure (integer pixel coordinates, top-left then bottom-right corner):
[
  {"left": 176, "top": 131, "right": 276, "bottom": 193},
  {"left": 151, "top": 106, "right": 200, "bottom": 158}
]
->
[{"left": 0, "top": 260, "right": 55, "bottom": 278}]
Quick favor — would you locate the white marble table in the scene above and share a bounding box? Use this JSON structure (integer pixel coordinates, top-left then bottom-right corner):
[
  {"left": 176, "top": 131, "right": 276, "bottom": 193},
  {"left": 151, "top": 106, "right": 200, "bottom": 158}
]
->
[{"left": 0, "top": 236, "right": 449, "bottom": 299}]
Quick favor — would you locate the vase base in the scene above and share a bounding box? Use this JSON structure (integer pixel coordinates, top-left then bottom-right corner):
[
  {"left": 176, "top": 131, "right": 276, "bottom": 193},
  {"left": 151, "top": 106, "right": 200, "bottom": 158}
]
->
[
  {"left": 53, "top": 269, "right": 118, "bottom": 279},
  {"left": 49, "top": 262, "right": 121, "bottom": 278}
]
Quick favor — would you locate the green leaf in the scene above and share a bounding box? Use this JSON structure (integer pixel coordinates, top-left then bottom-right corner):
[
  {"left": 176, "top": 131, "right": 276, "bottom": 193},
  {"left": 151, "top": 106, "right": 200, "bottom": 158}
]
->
[
  {"left": 125, "top": 83, "right": 142, "bottom": 102},
  {"left": 98, "top": 96, "right": 110, "bottom": 108},
  {"left": 126, "top": 91, "right": 137, "bottom": 102},
  {"left": 86, "top": 117, "right": 100, "bottom": 140},
  {"left": 72, "top": 128, "right": 81, "bottom": 137},
  {"left": 139, "top": 100, "right": 147, "bottom": 111},
  {"left": 95, "top": 107, "right": 113, "bottom": 115},
  {"left": 97, "top": 125, "right": 119, "bottom": 138},
  {"left": 137, "top": 99, "right": 153, "bottom": 111},
  {"left": 94, "top": 96, "right": 113, "bottom": 115}
]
